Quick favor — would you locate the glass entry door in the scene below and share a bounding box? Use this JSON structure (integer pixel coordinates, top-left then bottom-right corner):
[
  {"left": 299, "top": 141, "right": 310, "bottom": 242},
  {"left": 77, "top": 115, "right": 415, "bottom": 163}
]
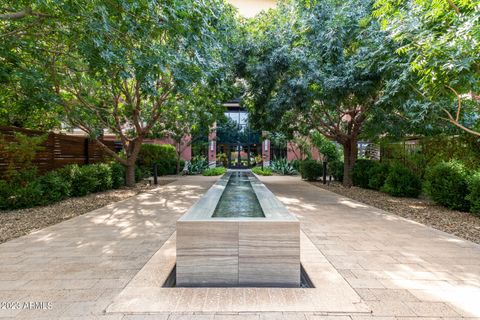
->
[{"left": 228, "top": 144, "right": 261, "bottom": 168}]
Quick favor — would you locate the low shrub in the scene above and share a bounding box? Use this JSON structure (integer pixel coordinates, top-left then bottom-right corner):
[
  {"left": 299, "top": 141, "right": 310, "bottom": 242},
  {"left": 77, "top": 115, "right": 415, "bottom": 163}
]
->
[
  {"left": 424, "top": 160, "right": 470, "bottom": 211},
  {"left": 328, "top": 160, "right": 344, "bottom": 182},
  {"left": 300, "top": 160, "right": 322, "bottom": 181},
  {"left": 202, "top": 167, "right": 227, "bottom": 176},
  {"left": 0, "top": 180, "right": 10, "bottom": 209},
  {"left": 72, "top": 165, "right": 100, "bottom": 196},
  {"left": 381, "top": 164, "right": 422, "bottom": 198},
  {"left": 39, "top": 171, "right": 71, "bottom": 203},
  {"left": 352, "top": 159, "right": 377, "bottom": 188},
  {"left": 251, "top": 167, "right": 273, "bottom": 176},
  {"left": 0, "top": 162, "right": 130, "bottom": 211},
  {"left": 368, "top": 162, "right": 390, "bottom": 190},
  {"left": 90, "top": 163, "right": 113, "bottom": 192},
  {"left": 467, "top": 171, "right": 480, "bottom": 216},
  {"left": 58, "top": 164, "right": 111, "bottom": 197},
  {"left": 0, "top": 180, "right": 43, "bottom": 210},
  {"left": 110, "top": 162, "right": 125, "bottom": 188}
]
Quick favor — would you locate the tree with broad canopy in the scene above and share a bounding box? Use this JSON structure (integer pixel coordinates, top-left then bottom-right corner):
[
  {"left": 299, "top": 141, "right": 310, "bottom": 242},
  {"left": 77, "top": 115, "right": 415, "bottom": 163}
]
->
[{"left": 238, "top": 0, "right": 405, "bottom": 187}]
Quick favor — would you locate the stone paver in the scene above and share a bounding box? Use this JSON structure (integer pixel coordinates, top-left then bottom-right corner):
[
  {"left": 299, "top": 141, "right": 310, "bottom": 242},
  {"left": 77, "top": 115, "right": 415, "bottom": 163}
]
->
[{"left": 0, "top": 175, "right": 479, "bottom": 319}]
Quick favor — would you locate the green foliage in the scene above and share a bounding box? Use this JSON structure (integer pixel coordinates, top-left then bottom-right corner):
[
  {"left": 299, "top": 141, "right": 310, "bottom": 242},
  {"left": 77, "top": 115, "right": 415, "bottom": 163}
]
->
[
  {"left": 291, "top": 159, "right": 301, "bottom": 172},
  {"left": 0, "top": 132, "right": 46, "bottom": 181},
  {"left": 270, "top": 158, "right": 297, "bottom": 175},
  {"left": 38, "top": 171, "right": 71, "bottom": 203},
  {"left": 374, "top": 0, "right": 480, "bottom": 136},
  {"left": 90, "top": 163, "right": 113, "bottom": 192},
  {"left": 0, "top": 161, "right": 129, "bottom": 210},
  {"left": 216, "top": 153, "right": 228, "bottom": 167},
  {"left": 188, "top": 156, "right": 209, "bottom": 175},
  {"left": 59, "top": 165, "right": 97, "bottom": 197},
  {"left": 110, "top": 162, "right": 125, "bottom": 189},
  {"left": 0, "top": 2, "right": 64, "bottom": 129},
  {"left": 251, "top": 167, "right": 273, "bottom": 176},
  {"left": 381, "top": 136, "right": 480, "bottom": 179},
  {"left": 352, "top": 160, "right": 378, "bottom": 189},
  {"left": 329, "top": 160, "right": 344, "bottom": 183},
  {"left": 368, "top": 163, "right": 390, "bottom": 190},
  {"left": 424, "top": 160, "right": 470, "bottom": 211},
  {"left": 137, "top": 144, "right": 177, "bottom": 176},
  {"left": 467, "top": 171, "right": 480, "bottom": 216},
  {"left": 135, "top": 166, "right": 148, "bottom": 182},
  {"left": 240, "top": 0, "right": 403, "bottom": 186},
  {"left": 202, "top": 167, "right": 227, "bottom": 176},
  {"left": 311, "top": 132, "right": 340, "bottom": 162},
  {"left": 300, "top": 160, "right": 323, "bottom": 181},
  {"left": 0, "top": 180, "right": 10, "bottom": 210},
  {"left": 0, "top": 179, "right": 43, "bottom": 210},
  {"left": 381, "top": 165, "right": 422, "bottom": 198}
]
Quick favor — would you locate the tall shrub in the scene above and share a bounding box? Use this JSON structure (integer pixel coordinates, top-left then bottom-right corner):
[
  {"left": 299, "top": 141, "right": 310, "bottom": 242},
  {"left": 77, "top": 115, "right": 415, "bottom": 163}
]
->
[
  {"left": 352, "top": 159, "right": 377, "bottom": 188},
  {"left": 329, "top": 160, "right": 344, "bottom": 182},
  {"left": 300, "top": 160, "right": 323, "bottom": 181},
  {"left": 467, "top": 171, "right": 480, "bottom": 216},
  {"left": 137, "top": 144, "right": 177, "bottom": 176},
  {"left": 381, "top": 164, "right": 422, "bottom": 197},
  {"left": 110, "top": 162, "right": 125, "bottom": 189},
  {"left": 424, "top": 160, "right": 470, "bottom": 211},
  {"left": 368, "top": 163, "right": 390, "bottom": 190}
]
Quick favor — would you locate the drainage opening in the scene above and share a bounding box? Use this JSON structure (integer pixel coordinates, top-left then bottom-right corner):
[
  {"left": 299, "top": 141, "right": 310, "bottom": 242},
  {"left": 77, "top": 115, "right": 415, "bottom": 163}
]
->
[{"left": 163, "top": 264, "right": 314, "bottom": 288}]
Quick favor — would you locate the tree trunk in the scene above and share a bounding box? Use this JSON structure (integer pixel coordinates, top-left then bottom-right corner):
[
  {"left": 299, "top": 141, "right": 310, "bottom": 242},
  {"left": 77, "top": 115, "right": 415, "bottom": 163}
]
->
[
  {"left": 176, "top": 155, "right": 181, "bottom": 175},
  {"left": 342, "top": 137, "right": 358, "bottom": 187},
  {"left": 124, "top": 139, "right": 142, "bottom": 187},
  {"left": 125, "top": 163, "right": 136, "bottom": 187}
]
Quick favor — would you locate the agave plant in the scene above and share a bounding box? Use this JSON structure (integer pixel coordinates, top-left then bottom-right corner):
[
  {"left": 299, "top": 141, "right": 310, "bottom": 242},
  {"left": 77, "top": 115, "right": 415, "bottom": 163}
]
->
[
  {"left": 188, "top": 156, "right": 209, "bottom": 175},
  {"left": 270, "top": 158, "right": 297, "bottom": 175}
]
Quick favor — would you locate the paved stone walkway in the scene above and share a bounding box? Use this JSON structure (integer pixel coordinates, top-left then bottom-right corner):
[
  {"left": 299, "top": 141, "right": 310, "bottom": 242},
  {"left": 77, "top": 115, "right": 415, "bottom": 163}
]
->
[{"left": 0, "top": 175, "right": 479, "bottom": 319}]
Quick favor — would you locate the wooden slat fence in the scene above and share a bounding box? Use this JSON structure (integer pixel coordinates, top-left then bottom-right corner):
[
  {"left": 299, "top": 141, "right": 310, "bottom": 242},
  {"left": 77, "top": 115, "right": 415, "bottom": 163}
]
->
[{"left": 0, "top": 126, "right": 117, "bottom": 176}]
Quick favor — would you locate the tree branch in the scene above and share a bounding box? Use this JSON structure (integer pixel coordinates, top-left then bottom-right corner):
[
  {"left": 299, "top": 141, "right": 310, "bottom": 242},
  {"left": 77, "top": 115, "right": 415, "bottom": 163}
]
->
[
  {"left": 446, "top": 85, "right": 462, "bottom": 122},
  {"left": 442, "top": 109, "right": 480, "bottom": 137},
  {"left": 0, "top": 7, "right": 52, "bottom": 20},
  {"left": 446, "top": 0, "right": 460, "bottom": 14}
]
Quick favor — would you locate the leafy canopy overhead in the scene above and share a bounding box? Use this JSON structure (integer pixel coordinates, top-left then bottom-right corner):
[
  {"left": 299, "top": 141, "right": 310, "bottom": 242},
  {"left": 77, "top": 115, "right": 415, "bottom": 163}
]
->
[{"left": 374, "top": 0, "right": 480, "bottom": 136}]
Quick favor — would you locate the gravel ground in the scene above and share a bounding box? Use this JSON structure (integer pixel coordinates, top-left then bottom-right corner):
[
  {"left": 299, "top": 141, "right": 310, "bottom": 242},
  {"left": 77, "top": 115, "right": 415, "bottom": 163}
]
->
[
  {"left": 311, "top": 181, "right": 480, "bottom": 245},
  {"left": 0, "top": 180, "right": 176, "bottom": 244}
]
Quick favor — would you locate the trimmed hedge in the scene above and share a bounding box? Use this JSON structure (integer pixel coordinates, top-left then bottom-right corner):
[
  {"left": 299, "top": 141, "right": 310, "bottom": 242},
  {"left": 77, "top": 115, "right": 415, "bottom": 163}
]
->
[
  {"left": 0, "top": 162, "right": 128, "bottom": 210},
  {"left": 137, "top": 144, "right": 178, "bottom": 176},
  {"left": 300, "top": 160, "right": 323, "bottom": 181},
  {"left": 467, "top": 171, "right": 480, "bottom": 216},
  {"left": 251, "top": 167, "right": 273, "bottom": 176},
  {"left": 202, "top": 167, "right": 227, "bottom": 176},
  {"left": 424, "top": 160, "right": 470, "bottom": 211},
  {"left": 352, "top": 159, "right": 377, "bottom": 188},
  {"left": 381, "top": 164, "right": 422, "bottom": 197}
]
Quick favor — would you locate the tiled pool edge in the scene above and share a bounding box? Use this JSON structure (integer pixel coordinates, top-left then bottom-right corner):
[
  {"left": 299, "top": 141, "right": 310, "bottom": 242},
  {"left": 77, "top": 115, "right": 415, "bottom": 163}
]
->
[{"left": 106, "top": 231, "right": 370, "bottom": 313}]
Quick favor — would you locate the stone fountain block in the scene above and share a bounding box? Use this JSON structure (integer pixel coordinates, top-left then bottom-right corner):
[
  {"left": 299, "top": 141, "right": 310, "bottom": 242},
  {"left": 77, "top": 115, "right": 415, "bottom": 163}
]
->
[{"left": 176, "top": 173, "right": 300, "bottom": 287}]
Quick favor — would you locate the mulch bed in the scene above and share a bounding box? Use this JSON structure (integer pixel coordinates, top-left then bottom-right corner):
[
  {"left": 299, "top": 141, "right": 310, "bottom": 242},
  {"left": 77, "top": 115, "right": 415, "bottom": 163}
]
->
[
  {"left": 311, "top": 181, "right": 480, "bottom": 245},
  {"left": 0, "top": 180, "right": 176, "bottom": 244}
]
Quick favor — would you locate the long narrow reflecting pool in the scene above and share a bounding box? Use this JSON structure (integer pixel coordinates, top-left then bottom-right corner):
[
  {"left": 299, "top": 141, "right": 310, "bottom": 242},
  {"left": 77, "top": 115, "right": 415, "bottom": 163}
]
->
[{"left": 212, "top": 171, "right": 265, "bottom": 218}]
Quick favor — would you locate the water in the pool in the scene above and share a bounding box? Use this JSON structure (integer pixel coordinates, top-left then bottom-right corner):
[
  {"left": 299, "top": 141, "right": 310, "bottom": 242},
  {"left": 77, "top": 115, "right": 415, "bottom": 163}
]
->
[{"left": 212, "top": 171, "right": 265, "bottom": 218}]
